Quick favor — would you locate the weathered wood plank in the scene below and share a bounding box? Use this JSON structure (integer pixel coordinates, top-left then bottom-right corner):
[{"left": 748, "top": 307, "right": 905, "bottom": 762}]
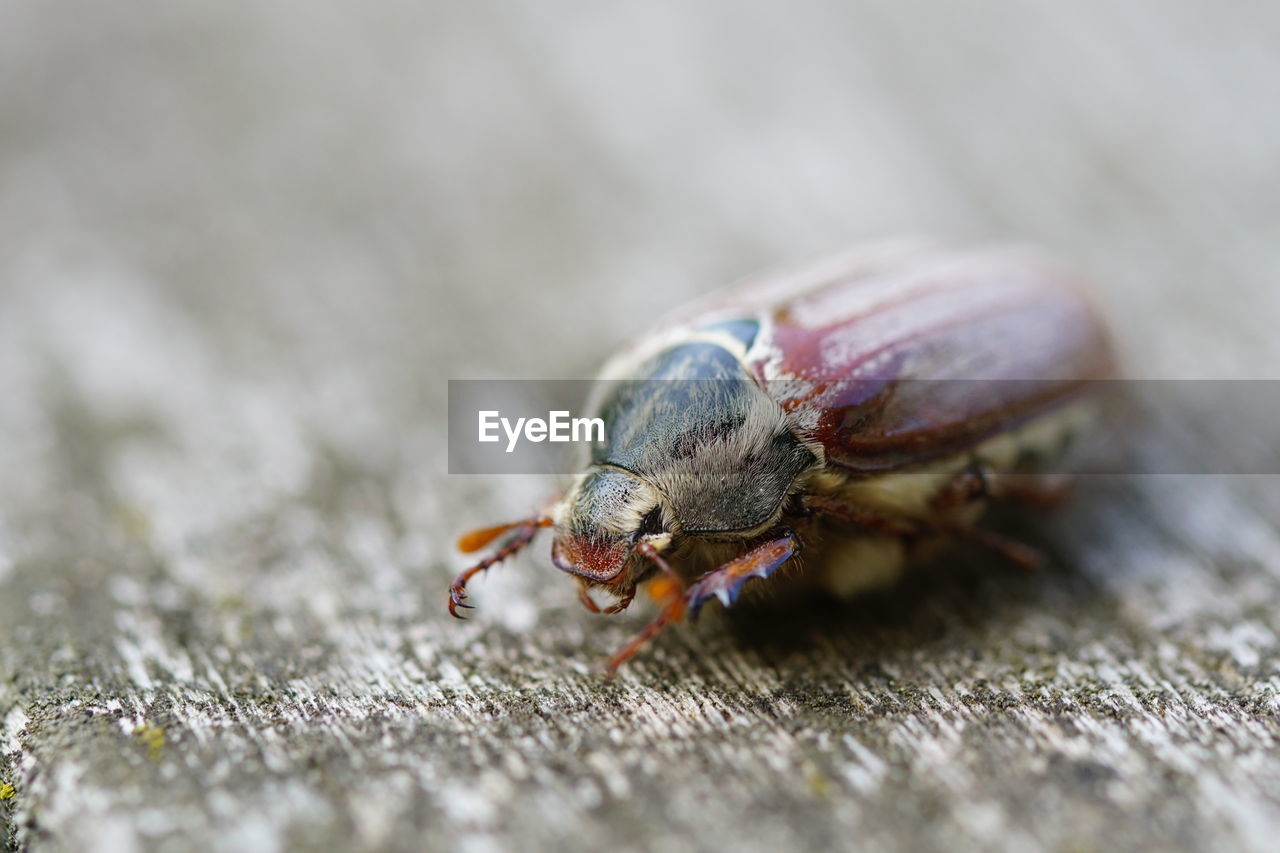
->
[{"left": 3, "top": 1, "right": 1280, "bottom": 851}]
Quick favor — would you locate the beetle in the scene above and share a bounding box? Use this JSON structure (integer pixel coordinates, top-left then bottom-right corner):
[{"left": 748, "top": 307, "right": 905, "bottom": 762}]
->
[{"left": 450, "top": 239, "right": 1114, "bottom": 674}]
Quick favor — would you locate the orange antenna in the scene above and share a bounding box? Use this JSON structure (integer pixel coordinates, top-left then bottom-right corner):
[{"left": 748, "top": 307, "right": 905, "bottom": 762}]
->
[{"left": 456, "top": 518, "right": 550, "bottom": 554}]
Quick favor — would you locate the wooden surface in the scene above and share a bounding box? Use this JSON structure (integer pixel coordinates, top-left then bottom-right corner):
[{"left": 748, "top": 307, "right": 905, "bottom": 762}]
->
[{"left": 3, "top": 2, "right": 1280, "bottom": 851}]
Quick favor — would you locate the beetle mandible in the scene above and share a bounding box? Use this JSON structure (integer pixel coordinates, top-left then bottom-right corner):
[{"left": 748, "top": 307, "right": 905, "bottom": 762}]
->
[{"left": 450, "top": 240, "right": 1114, "bottom": 674}]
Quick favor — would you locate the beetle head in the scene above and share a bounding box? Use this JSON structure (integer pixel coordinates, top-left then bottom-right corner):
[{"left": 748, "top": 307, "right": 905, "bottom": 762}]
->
[{"left": 552, "top": 466, "right": 671, "bottom": 588}]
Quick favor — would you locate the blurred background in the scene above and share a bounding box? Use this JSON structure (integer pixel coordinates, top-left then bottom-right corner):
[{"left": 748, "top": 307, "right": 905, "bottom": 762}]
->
[{"left": 3, "top": 2, "right": 1280, "bottom": 852}]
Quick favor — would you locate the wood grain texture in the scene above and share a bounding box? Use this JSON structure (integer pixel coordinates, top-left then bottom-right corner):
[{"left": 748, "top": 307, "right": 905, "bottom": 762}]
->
[{"left": 3, "top": 1, "right": 1280, "bottom": 851}]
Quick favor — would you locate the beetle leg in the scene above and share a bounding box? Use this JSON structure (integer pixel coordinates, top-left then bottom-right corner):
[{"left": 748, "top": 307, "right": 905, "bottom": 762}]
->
[
  {"left": 801, "top": 496, "right": 920, "bottom": 538},
  {"left": 985, "top": 471, "right": 1072, "bottom": 509},
  {"left": 603, "top": 532, "right": 800, "bottom": 676},
  {"left": 804, "top": 494, "right": 1043, "bottom": 571},
  {"left": 932, "top": 463, "right": 1070, "bottom": 514},
  {"left": 578, "top": 583, "right": 635, "bottom": 615},
  {"left": 947, "top": 523, "right": 1044, "bottom": 571},
  {"left": 603, "top": 542, "right": 686, "bottom": 676},
  {"left": 448, "top": 516, "right": 552, "bottom": 619},
  {"left": 603, "top": 587, "right": 636, "bottom": 615},
  {"left": 930, "top": 464, "right": 991, "bottom": 517},
  {"left": 685, "top": 531, "right": 800, "bottom": 620},
  {"left": 577, "top": 582, "right": 603, "bottom": 613}
]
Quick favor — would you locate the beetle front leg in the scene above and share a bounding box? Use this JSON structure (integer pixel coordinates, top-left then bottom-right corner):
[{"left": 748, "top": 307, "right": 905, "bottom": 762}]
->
[
  {"left": 449, "top": 515, "right": 553, "bottom": 618},
  {"left": 604, "top": 542, "right": 687, "bottom": 676},
  {"left": 604, "top": 532, "right": 800, "bottom": 676}
]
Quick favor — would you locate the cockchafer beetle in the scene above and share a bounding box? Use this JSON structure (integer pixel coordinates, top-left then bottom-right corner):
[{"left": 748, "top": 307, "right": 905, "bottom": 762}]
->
[{"left": 451, "top": 239, "right": 1114, "bottom": 674}]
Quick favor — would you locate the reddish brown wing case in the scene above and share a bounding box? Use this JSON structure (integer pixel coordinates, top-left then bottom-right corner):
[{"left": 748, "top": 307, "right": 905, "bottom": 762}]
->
[{"left": 682, "top": 241, "right": 1115, "bottom": 474}]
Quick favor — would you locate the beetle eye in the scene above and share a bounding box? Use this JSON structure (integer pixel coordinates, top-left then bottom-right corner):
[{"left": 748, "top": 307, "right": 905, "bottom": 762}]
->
[{"left": 636, "top": 506, "right": 664, "bottom": 538}]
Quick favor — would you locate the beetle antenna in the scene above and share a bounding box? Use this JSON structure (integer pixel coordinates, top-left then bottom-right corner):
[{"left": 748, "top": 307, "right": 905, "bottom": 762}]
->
[{"left": 448, "top": 516, "right": 552, "bottom": 619}]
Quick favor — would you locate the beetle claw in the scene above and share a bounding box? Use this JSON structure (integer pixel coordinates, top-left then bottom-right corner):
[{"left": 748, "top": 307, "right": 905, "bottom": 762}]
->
[{"left": 448, "top": 586, "right": 475, "bottom": 619}]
